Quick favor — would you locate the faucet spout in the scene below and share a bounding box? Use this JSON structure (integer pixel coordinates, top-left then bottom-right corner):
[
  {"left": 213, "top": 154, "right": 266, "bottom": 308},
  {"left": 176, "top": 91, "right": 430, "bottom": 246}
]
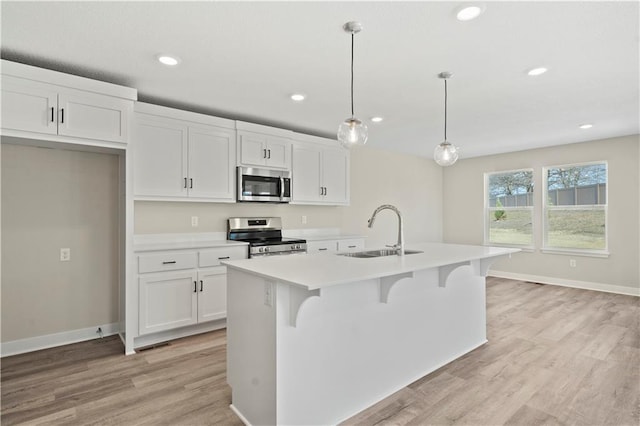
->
[{"left": 367, "top": 204, "right": 405, "bottom": 256}]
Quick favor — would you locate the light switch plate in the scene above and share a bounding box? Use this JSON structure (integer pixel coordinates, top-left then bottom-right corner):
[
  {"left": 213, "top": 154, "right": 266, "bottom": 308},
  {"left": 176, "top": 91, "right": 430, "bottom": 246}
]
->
[{"left": 60, "top": 248, "right": 71, "bottom": 261}]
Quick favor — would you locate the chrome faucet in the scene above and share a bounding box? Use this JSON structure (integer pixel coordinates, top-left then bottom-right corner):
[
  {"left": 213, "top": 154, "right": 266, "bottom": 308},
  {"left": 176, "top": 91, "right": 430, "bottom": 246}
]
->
[{"left": 367, "top": 204, "right": 404, "bottom": 256}]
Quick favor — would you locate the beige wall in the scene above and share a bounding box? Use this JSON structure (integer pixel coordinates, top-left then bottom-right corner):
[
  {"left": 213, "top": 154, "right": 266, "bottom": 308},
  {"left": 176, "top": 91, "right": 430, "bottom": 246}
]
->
[
  {"left": 443, "top": 135, "right": 640, "bottom": 290},
  {"left": 1, "top": 143, "right": 119, "bottom": 342},
  {"left": 135, "top": 145, "right": 444, "bottom": 247}
]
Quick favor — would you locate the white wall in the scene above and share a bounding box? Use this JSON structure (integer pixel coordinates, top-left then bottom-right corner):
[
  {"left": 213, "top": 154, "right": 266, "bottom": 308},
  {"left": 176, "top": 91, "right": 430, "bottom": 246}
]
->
[
  {"left": 442, "top": 135, "right": 640, "bottom": 292},
  {"left": 135, "top": 145, "right": 443, "bottom": 247},
  {"left": 1, "top": 143, "right": 120, "bottom": 342}
]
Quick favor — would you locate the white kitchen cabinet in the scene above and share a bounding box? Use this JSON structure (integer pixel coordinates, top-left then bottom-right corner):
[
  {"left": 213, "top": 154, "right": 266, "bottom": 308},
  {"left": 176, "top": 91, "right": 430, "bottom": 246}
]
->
[
  {"left": 133, "top": 103, "right": 236, "bottom": 202},
  {"left": 139, "top": 270, "right": 198, "bottom": 335},
  {"left": 292, "top": 134, "right": 350, "bottom": 205},
  {"left": 236, "top": 121, "right": 292, "bottom": 170},
  {"left": 1, "top": 74, "right": 131, "bottom": 144},
  {"left": 136, "top": 243, "right": 247, "bottom": 336},
  {"left": 197, "top": 268, "right": 227, "bottom": 322},
  {"left": 306, "top": 238, "right": 365, "bottom": 253}
]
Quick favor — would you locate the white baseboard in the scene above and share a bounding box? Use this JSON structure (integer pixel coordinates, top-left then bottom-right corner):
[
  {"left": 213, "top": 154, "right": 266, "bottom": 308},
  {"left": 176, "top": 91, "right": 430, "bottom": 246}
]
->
[
  {"left": 489, "top": 270, "right": 640, "bottom": 297},
  {"left": 132, "top": 319, "right": 226, "bottom": 352},
  {"left": 1, "top": 322, "right": 122, "bottom": 358}
]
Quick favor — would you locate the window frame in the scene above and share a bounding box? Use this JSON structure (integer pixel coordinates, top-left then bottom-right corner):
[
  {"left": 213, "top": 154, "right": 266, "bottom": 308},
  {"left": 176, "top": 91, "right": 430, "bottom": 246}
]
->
[
  {"left": 542, "top": 161, "right": 609, "bottom": 257},
  {"left": 484, "top": 168, "right": 535, "bottom": 249}
]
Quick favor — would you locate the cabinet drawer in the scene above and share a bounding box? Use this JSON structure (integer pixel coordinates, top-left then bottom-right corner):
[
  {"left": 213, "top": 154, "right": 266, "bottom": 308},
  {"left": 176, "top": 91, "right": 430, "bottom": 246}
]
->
[
  {"left": 307, "top": 240, "right": 338, "bottom": 253},
  {"left": 337, "top": 239, "right": 365, "bottom": 251},
  {"left": 138, "top": 251, "right": 197, "bottom": 273},
  {"left": 199, "top": 246, "right": 247, "bottom": 267}
]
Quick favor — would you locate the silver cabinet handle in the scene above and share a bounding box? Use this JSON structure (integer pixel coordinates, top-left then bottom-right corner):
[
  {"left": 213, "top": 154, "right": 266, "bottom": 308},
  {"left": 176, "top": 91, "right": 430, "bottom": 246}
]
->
[
  {"left": 51, "top": 107, "right": 55, "bottom": 122},
  {"left": 184, "top": 178, "right": 188, "bottom": 188},
  {"left": 200, "top": 280, "right": 203, "bottom": 292},
  {"left": 319, "top": 248, "right": 328, "bottom": 251},
  {"left": 263, "top": 148, "right": 267, "bottom": 158},
  {"left": 190, "top": 178, "right": 193, "bottom": 189},
  {"left": 218, "top": 256, "right": 230, "bottom": 260},
  {"left": 60, "top": 108, "right": 64, "bottom": 124},
  {"left": 267, "top": 149, "right": 271, "bottom": 159},
  {"left": 348, "top": 245, "right": 357, "bottom": 248},
  {"left": 162, "top": 261, "right": 176, "bottom": 265},
  {"left": 194, "top": 281, "right": 197, "bottom": 293}
]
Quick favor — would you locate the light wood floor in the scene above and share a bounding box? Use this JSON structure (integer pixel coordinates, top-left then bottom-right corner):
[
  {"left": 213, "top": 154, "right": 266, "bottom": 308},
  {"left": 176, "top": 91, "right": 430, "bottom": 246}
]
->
[{"left": 2, "top": 277, "right": 638, "bottom": 425}]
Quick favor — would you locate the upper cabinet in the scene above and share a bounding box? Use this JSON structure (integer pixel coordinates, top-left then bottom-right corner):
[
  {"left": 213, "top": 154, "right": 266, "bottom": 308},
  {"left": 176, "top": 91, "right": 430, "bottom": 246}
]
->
[
  {"left": 1, "top": 60, "right": 136, "bottom": 148},
  {"left": 291, "top": 134, "right": 350, "bottom": 205},
  {"left": 133, "top": 103, "right": 236, "bottom": 202},
  {"left": 236, "top": 121, "right": 292, "bottom": 170}
]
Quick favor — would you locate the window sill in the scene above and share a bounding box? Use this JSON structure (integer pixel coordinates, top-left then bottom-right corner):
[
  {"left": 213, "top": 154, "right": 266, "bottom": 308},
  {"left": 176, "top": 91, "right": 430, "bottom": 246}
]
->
[
  {"left": 541, "top": 248, "right": 610, "bottom": 258},
  {"left": 484, "top": 243, "right": 534, "bottom": 253}
]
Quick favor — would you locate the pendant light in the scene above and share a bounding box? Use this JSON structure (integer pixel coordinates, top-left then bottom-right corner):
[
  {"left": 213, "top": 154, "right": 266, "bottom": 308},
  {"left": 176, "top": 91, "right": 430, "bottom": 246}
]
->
[
  {"left": 337, "top": 21, "right": 368, "bottom": 148},
  {"left": 433, "top": 71, "right": 460, "bottom": 166}
]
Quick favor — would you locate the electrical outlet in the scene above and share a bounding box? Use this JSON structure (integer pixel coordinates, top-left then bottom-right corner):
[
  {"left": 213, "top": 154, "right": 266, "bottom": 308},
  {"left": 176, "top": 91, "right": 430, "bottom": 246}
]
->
[
  {"left": 60, "top": 248, "right": 71, "bottom": 261},
  {"left": 264, "top": 282, "right": 273, "bottom": 307},
  {"left": 301, "top": 215, "right": 307, "bottom": 224},
  {"left": 191, "top": 216, "right": 199, "bottom": 227},
  {"left": 569, "top": 259, "right": 576, "bottom": 268}
]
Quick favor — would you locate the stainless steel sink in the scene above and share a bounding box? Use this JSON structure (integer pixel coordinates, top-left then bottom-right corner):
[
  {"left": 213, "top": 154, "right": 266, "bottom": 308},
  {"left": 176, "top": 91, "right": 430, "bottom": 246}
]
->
[{"left": 338, "top": 249, "right": 423, "bottom": 258}]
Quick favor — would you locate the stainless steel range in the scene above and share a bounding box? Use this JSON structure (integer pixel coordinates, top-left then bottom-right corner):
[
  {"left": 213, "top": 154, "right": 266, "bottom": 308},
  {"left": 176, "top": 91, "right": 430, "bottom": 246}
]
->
[{"left": 227, "top": 217, "right": 306, "bottom": 258}]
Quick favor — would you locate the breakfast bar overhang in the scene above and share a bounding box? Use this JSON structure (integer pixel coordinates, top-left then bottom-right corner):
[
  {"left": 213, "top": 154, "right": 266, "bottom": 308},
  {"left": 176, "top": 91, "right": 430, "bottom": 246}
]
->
[{"left": 223, "top": 243, "right": 519, "bottom": 425}]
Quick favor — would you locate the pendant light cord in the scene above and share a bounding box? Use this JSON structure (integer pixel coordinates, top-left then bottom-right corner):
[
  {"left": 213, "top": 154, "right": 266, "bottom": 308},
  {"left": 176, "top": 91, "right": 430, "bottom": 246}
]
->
[
  {"left": 350, "top": 32, "right": 355, "bottom": 117},
  {"left": 444, "top": 79, "right": 448, "bottom": 142}
]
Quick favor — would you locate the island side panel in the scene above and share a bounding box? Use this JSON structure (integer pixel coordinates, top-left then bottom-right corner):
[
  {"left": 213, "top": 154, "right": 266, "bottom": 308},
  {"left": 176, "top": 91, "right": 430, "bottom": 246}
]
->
[
  {"left": 275, "top": 266, "right": 487, "bottom": 426},
  {"left": 226, "top": 268, "right": 277, "bottom": 425}
]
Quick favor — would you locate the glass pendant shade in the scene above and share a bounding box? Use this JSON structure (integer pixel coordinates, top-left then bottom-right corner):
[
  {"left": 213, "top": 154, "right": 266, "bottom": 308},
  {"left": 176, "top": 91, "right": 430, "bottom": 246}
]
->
[
  {"left": 338, "top": 117, "right": 368, "bottom": 148},
  {"left": 434, "top": 141, "right": 459, "bottom": 166}
]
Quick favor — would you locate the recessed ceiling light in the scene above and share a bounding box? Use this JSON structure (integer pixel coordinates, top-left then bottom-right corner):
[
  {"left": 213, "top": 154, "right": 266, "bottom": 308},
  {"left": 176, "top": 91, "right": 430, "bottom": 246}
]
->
[
  {"left": 527, "top": 67, "right": 548, "bottom": 76},
  {"left": 370, "top": 117, "right": 383, "bottom": 123},
  {"left": 579, "top": 124, "right": 593, "bottom": 129},
  {"left": 290, "top": 94, "right": 306, "bottom": 102},
  {"left": 157, "top": 55, "right": 180, "bottom": 66},
  {"left": 456, "top": 4, "right": 485, "bottom": 21}
]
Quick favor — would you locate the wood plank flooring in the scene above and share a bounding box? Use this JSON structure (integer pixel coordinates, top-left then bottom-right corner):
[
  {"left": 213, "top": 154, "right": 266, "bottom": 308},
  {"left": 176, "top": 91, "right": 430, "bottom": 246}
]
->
[{"left": 2, "top": 277, "right": 638, "bottom": 425}]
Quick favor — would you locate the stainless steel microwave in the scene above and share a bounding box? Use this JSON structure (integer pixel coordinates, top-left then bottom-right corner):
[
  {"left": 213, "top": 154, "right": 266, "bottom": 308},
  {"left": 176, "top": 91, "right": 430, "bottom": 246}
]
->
[{"left": 237, "top": 167, "right": 291, "bottom": 203}]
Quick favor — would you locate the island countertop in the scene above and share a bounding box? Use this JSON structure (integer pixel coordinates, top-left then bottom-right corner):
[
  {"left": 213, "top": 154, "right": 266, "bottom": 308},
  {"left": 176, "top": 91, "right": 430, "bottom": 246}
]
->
[{"left": 222, "top": 242, "right": 519, "bottom": 290}]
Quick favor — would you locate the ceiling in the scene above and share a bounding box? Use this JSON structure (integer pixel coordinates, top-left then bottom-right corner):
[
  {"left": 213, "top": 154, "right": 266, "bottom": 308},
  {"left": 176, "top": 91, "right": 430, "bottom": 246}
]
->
[{"left": 1, "top": 1, "right": 638, "bottom": 159}]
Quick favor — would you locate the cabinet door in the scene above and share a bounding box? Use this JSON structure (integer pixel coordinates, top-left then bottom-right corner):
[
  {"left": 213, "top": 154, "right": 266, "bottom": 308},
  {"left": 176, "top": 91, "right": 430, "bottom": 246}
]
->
[
  {"left": 197, "top": 268, "right": 227, "bottom": 322},
  {"left": 1, "top": 76, "right": 58, "bottom": 136},
  {"left": 322, "top": 148, "right": 350, "bottom": 204},
  {"left": 139, "top": 270, "right": 198, "bottom": 335},
  {"left": 58, "top": 90, "right": 129, "bottom": 143},
  {"left": 238, "top": 132, "right": 267, "bottom": 166},
  {"left": 265, "top": 137, "right": 291, "bottom": 169},
  {"left": 292, "top": 144, "right": 322, "bottom": 203},
  {"left": 188, "top": 125, "right": 235, "bottom": 200},
  {"left": 133, "top": 116, "right": 189, "bottom": 198}
]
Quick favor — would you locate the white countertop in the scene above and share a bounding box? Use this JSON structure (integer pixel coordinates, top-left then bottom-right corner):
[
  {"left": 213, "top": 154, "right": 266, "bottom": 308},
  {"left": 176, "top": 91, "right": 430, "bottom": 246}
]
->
[
  {"left": 134, "top": 233, "right": 247, "bottom": 252},
  {"left": 223, "top": 242, "right": 520, "bottom": 290}
]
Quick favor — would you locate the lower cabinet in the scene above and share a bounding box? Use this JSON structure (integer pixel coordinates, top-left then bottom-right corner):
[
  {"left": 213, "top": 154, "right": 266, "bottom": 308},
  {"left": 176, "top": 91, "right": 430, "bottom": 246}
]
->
[
  {"left": 139, "top": 270, "right": 198, "bottom": 335},
  {"left": 137, "top": 245, "right": 246, "bottom": 336},
  {"left": 306, "top": 238, "right": 365, "bottom": 253},
  {"left": 197, "top": 267, "right": 227, "bottom": 323}
]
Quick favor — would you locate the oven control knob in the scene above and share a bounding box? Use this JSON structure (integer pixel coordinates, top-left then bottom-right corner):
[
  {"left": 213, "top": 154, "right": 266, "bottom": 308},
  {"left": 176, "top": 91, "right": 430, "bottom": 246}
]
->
[
  {"left": 296, "top": 244, "right": 302, "bottom": 249},
  {"left": 258, "top": 247, "right": 264, "bottom": 253},
  {"left": 291, "top": 245, "right": 296, "bottom": 250},
  {"left": 264, "top": 247, "right": 270, "bottom": 252}
]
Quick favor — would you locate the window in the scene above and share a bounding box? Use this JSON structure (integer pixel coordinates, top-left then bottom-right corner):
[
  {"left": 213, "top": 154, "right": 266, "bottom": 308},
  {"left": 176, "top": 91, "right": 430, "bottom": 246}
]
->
[
  {"left": 485, "top": 169, "right": 534, "bottom": 247},
  {"left": 543, "top": 162, "right": 607, "bottom": 254}
]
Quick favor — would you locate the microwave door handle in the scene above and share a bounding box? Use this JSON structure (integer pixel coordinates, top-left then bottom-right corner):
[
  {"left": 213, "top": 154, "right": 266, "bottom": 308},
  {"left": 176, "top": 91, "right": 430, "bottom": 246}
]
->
[{"left": 279, "top": 177, "right": 285, "bottom": 199}]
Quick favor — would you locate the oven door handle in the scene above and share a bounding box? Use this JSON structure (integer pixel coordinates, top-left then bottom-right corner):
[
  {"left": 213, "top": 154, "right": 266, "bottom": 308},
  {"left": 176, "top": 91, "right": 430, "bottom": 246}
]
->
[{"left": 279, "top": 177, "right": 284, "bottom": 199}]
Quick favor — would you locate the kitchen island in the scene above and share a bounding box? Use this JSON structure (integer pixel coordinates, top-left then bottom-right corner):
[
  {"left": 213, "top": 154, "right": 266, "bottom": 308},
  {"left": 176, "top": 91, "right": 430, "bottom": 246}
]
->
[{"left": 223, "top": 242, "right": 519, "bottom": 426}]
